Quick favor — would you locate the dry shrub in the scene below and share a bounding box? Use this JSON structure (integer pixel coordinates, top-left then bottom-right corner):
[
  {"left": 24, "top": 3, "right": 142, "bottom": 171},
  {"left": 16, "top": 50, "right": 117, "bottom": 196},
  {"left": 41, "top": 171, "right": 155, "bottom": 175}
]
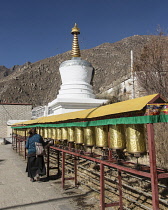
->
[
  {"left": 154, "top": 123, "right": 168, "bottom": 169},
  {"left": 134, "top": 35, "right": 168, "bottom": 99}
]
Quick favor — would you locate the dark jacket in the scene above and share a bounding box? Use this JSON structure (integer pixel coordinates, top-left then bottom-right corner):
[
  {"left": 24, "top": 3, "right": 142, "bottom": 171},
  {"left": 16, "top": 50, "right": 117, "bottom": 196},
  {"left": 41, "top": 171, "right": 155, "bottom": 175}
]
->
[{"left": 25, "top": 134, "right": 45, "bottom": 155}]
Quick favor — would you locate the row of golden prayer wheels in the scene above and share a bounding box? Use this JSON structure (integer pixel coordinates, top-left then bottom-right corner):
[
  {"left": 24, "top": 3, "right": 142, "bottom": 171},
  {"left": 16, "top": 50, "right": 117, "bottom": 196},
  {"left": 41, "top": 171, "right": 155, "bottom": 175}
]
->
[{"left": 14, "top": 124, "right": 146, "bottom": 156}]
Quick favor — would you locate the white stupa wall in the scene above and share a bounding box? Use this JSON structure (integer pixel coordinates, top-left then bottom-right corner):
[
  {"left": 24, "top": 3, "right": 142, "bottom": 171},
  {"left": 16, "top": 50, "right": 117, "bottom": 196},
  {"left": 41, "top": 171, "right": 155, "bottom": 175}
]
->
[
  {"left": 60, "top": 59, "right": 93, "bottom": 84},
  {"left": 57, "top": 58, "right": 95, "bottom": 99},
  {"left": 47, "top": 58, "right": 108, "bottom": 116}
]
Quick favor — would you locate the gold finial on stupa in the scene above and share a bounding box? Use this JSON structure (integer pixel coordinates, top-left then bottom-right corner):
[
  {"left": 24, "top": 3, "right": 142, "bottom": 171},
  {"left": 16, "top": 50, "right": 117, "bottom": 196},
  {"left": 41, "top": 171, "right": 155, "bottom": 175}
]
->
[{"left": 71, "top": 23, "right": 81, "bottom": 57}]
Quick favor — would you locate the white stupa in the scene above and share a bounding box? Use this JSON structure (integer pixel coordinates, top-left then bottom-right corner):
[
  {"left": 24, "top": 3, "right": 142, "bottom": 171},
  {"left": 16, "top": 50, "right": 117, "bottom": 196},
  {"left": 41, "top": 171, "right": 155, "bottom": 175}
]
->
[{"left": 48, "top": 24, "right": 108, "bottom": 115}]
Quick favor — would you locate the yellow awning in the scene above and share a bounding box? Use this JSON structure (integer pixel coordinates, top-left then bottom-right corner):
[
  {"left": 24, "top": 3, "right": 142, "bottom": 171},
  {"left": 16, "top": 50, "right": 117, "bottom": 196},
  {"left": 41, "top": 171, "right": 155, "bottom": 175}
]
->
[
  {"left": 23, "top": 116, "right": 46, "bottom": 125},
  {"left": 12, "top": 116, "right": 46, "bottom": 126},
  {"left": 38, "top": 93, "right": 160, "bottom": 124},
  {"left": 13, "top": 93, "right": 162, "bottom": 126}
]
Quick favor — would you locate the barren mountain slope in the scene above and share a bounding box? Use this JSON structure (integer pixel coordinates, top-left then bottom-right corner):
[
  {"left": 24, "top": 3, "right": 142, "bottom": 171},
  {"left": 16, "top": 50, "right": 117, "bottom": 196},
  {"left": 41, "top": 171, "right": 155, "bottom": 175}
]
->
[{"left": 0, "top": 35, "right": 167, "bottom": 107}]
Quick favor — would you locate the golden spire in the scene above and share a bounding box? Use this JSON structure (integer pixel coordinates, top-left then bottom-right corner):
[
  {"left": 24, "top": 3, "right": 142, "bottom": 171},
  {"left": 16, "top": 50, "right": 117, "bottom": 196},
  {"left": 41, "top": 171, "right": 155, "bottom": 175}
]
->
[{"left": 71, "top": 23, "right": 81, "bottom": 57}]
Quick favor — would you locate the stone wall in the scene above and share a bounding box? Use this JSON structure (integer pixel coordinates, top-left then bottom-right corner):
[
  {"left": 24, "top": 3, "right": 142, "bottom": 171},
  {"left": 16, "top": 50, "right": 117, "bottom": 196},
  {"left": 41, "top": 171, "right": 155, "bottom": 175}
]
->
[{"left": 0, "top": 104, "right": 32, "bottom": 138}]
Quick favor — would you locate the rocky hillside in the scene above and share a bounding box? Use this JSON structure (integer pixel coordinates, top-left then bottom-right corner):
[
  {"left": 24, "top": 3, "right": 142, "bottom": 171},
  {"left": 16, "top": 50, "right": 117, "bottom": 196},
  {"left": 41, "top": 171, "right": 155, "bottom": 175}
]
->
[{"left": 0, "top": 35, "right": 167, "bottom": 107}]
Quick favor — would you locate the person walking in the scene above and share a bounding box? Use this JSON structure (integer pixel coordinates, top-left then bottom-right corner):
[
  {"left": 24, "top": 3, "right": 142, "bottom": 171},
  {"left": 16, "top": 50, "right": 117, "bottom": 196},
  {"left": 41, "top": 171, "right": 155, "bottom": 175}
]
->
[{"left": 25, "top": 128, "right": 46, "bottom": 182}]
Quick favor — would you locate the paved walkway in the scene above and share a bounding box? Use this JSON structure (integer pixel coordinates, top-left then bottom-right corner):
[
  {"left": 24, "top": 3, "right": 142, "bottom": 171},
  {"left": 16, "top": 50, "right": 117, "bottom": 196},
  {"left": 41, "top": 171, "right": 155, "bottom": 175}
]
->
[{"left": 0, "top": 144, "right": 86, "bottom": 210}]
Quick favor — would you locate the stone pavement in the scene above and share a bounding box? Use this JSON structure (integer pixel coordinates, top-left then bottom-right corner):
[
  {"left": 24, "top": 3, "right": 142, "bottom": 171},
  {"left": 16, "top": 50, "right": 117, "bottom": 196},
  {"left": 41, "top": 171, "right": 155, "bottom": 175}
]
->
[{"left": 0, "top": 144, "right": 87, "bottom": 210}]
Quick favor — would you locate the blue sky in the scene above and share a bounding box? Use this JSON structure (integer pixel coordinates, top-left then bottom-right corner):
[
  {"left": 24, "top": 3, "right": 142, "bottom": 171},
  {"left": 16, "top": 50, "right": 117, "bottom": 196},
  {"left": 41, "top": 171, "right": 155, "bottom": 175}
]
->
[{"left": 0, "top": 0, "right": 167, "bottom": 68}]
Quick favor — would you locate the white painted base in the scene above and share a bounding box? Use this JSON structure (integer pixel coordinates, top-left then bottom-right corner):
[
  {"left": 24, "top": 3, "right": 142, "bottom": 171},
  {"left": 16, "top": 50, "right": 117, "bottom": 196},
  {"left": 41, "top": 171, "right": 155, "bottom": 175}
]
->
[
  {"left": 48, "top": 98, "right": 108, "bottom": 115},
  {"left": 57, "top": 82, "right": 95, "bottom": 98}
]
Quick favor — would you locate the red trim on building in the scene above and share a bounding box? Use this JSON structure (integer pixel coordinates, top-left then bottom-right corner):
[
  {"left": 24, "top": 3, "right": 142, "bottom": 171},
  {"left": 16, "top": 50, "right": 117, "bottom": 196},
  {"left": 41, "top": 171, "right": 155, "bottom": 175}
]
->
[{"left": 0, "top": 103, "right": 32, "bottom": 105}]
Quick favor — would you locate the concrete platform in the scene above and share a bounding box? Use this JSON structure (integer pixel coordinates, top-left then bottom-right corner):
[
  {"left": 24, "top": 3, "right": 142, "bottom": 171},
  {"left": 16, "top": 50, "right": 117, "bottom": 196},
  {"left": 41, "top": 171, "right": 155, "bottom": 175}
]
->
[{"left": 0, "top": 144, "right": 89, "bottom": 210}]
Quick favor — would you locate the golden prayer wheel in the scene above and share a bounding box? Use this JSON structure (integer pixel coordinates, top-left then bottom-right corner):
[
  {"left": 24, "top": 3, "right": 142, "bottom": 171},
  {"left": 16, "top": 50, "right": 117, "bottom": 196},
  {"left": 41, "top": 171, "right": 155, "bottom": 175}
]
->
[
  {"left": 22, "top": 129, "right": 26, "bottom": 137},
  {"left": 61, "top": 127, "right": 68, "bottom": 140},
  {"left": 25, "top": 129, "right": 29, "bottom": 137},
  {"left": 109, "top": 124, "right": 126, "bottom": 150},
  {"left": 68, "top": 127, "right": 75, "bottom": 142},
  {"left": 51, "top": 128, "right": 57, "bottom": 139},
  {"left": 84, "top": 127, "right": 95, "bottom": 147},
  {"left": 75, "top": 127, "right": 84, "bottom": 144},
  {"left": 48, "top": 128, "right": 52, "bottom": 139},
  {"left": 24, "top": 130, "right": 27, "bottom": 136},
  {"left": 126, "top": 124, "right": 146, "bottom": 156},
  {"left": 43, "top": 127, "right": 48, "bottom": 139},
  {"left": 36, "top": 127, "right": 40, "bottom": 134},
  {"left": 56, "top": 128, "right": 62, "bottom": 140},
  {"left": 95, "top": 126, "right": 108, "bottom": 148},
  {"left": 39, "top": 128, "right": 44, "bottom": 137},
  {"left": 18, "top": 130, "right": 21, "bottom": 136},
  {"left": 51, "top": 128, "right": 58, "bottom": 144}
]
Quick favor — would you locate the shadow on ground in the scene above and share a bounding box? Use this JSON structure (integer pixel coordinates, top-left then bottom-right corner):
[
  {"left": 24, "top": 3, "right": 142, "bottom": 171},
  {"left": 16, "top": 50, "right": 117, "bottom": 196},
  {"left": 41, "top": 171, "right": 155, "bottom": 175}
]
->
[{"left": 0, "top": 190, "right": 93, "bottom": 210}]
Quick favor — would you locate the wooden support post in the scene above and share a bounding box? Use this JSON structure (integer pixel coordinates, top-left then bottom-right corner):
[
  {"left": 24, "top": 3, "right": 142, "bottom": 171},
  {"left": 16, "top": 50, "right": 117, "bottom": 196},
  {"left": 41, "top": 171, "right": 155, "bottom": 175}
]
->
[
  {"left": 24, "top": 130, "right": 27, "bottom": 160},
  {"left": 108, "top": 150, "right": 112, "bottom": 160},
  {"left": 13, "top": 133, "right": 16, "bottom": 150},
  {"left": 118, "top": 169, "right": 123, "bottom": 210},
  {"left": 57, "top": 150, "right": 60, "bottom": 174},
  {"left": 69, "top": 142, "right": 72, "bottom": 151},
  {"left": 74, "top": 157, "right": 77, "bottom": 186},
  {"left": 24, "top": 140, "right": 26, "bottom": 160},
  {"left": 12, "top": 129, "right": 14, "bottom": 148},
  {"left": 100, "top": 163, "right": 105, "bottom": 210},
  {"left": 147, "top": 123, "right": 159, "bottom": 210},
  {"left": 12, "top": 133, "right": 14, "bottom": 149},
  {"left": 47, "top": 146, "right": 50, "bottom": 178},
  {"left": 18, "top": 138, "right": 20, "bottom": 155},
  {"left": 16, "top": 130, "right": 17, "bottom": 153},
  {"left": 62, "top": 152, "right": 65, "bottom": 188},
  {"left": 20, "top": 138, "right": 22, "bottom": 154}
]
